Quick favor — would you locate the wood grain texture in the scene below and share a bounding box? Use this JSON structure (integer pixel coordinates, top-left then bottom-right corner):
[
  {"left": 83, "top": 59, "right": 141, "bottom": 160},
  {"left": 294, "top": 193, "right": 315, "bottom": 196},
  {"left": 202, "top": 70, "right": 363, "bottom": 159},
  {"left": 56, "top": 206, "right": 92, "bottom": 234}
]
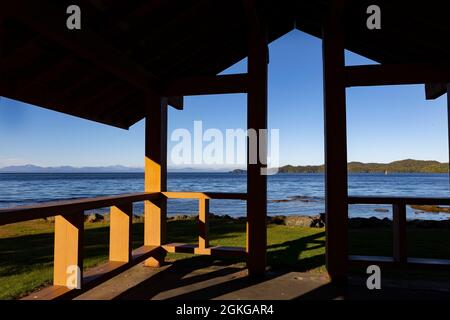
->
[
  {"left": 53, "top": 213, "right": 84, "bottom": 288},
  {"left": 109, "top": 204, "right": 132, "bottom": 263}
]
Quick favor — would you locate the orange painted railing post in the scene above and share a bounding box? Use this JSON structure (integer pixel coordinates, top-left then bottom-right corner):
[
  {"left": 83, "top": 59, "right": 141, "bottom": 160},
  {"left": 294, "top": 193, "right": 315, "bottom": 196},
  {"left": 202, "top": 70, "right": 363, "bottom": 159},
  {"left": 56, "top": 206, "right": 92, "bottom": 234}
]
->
[
  {"left": 109, "top": 204, "right": 133, "bottom": 263},
  {"left": 53, "top": 212, "right": 84, "bottom": 288},
  {"left": 198, "top": 197, "right": 210, "bottom": 249}
]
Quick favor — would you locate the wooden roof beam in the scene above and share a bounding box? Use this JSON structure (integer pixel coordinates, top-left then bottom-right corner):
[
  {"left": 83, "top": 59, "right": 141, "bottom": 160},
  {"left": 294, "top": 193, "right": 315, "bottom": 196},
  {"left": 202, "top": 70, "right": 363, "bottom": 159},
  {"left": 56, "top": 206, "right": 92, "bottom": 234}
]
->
[
  {"left": 163, "top": 74, "right": 249, "bottom": 96},
  {"left": 3, "top": 1, "right": 183, "bottom": 110},
  {"left": 425, "top": 83, "right": 448, "bottom": 100},
  {"left": 345, "top": 63, "right": 450, "bottom": 87}
]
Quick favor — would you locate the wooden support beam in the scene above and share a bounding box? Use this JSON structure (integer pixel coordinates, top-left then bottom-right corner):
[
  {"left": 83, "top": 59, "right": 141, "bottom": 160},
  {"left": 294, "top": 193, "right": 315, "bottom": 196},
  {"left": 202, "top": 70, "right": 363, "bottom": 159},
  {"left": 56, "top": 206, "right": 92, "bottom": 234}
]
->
[
  {"left": 346, "top": 63, "right": 450, "bottom": 87},
  {"left": 448, "top": 84, "right": 450, "bottom": 184},
  {"left": 144, "top": 96, "right": 168, "bottom": 267},
  {"left": 244, "top": 0, "right": 268, "bottom": 277},
  {"left": 0, "top": 12, "right": 6, "bottom": 96},
  {"left": 425, "top": 83, "right": 448, "bottom": 100},
  {"left": 163, "top": 74, "right": 249, "bottom": 96},
  {"left": 392, "top": 204, "right": 407, "bottom": 263},
  {"left": 3, "top": 1, "right": 182, "bottom": 110},
  {"left": 198, "top": 198, "right": 210, "bottom": 249},
  {"left": 322, "top": 0, "right": 348, "bottom": 285},
  {"left": 53, "top": 213, "right": 84, "bottom": 288},
  {"left": 109, "top": 204, "right": 132, "bottom": 263}
]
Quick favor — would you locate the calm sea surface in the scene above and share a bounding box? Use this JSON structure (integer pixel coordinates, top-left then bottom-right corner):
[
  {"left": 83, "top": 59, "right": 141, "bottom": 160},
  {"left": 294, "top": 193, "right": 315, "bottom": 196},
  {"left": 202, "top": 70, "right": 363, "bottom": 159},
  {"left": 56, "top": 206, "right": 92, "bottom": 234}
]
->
[{"left": 1, "top": 173, "right": 449, "bottom": 220}]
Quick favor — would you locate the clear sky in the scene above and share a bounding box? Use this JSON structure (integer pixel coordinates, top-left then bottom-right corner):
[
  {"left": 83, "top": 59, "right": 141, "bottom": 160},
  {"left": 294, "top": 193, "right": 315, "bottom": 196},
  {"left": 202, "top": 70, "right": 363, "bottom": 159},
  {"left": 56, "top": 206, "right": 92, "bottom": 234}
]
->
[{"left": 0, "top": 30, "right": 448, "bottom": 169}]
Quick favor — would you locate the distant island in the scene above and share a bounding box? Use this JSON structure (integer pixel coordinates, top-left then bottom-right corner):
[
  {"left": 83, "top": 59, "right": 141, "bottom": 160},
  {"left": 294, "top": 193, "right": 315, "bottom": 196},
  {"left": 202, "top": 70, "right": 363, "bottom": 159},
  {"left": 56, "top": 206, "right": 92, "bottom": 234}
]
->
[{"left": 230, "top": 159, "right": 449, "bottom": 174}]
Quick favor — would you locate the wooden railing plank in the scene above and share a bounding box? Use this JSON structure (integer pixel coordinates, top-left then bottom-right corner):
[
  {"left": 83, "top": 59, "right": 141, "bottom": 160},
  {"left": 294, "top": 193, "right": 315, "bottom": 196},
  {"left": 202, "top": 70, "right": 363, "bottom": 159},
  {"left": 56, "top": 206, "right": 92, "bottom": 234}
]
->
[
  {"left": 162, "top": 191, "right": 247, "bottom": 200},
  {"left": 0, "top": 191, "right": 247, "bottom": 227},
  {"left": 0, "top": 192, "right": 159, "bottom": 226},
  {"left": 348, "top": 196, "right": 450, "bottom": 205}
]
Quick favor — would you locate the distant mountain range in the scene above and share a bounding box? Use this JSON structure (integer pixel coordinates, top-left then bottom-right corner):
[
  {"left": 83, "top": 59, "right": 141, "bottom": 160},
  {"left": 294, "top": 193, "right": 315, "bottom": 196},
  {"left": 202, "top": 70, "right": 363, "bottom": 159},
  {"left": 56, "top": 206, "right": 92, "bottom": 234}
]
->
[
  {"left": 0, "top": 164, "right": 142, "bottom": 173},
  {"left": 0, "top": 164, "right": 231, "bottom": 173},
  {"left": 231, "top": 159, "right": 450, "bottom": 174},
  {"left": 1, "top": 159, "right": 448, "bottom": 174}
]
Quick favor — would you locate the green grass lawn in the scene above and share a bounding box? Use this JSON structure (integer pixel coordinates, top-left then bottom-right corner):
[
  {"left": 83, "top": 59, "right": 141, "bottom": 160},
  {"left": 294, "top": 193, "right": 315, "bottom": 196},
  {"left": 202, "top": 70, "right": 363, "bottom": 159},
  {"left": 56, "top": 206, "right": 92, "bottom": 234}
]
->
[{"left": 1, "top": 218, "right": 449, "bottom": 299}]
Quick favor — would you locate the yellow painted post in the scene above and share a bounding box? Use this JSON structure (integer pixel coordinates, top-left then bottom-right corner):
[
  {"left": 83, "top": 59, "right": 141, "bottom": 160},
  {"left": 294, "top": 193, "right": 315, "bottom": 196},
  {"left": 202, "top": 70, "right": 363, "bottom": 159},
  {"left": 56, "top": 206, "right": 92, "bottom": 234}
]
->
[
  {"left": 109, "top": 204, "right": 132, "bottom": 263},
  {"left": 144, "top": 96, "right": 168, "bottom": 267},
  {"left": 53, "top": 213, "right": 84, "bottom": 288},
  {"left": 198, "top": 197, "right": 210, "bottom": 249}
]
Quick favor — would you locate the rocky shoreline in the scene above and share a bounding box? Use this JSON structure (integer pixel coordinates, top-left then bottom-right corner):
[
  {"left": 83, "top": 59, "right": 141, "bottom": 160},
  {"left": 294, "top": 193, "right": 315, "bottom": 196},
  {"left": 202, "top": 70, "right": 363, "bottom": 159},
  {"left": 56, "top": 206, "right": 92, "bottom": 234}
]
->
[{"left": 60, "top": 211, "right": 450, "bottom": 229}]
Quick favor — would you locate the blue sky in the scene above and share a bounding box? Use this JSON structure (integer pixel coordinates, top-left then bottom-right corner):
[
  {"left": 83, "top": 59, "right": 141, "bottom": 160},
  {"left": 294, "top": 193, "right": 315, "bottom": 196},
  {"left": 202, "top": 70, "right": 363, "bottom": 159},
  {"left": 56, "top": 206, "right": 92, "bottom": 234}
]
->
[{"left": 0, "top": 30, "right": 448, "bottom": 169}]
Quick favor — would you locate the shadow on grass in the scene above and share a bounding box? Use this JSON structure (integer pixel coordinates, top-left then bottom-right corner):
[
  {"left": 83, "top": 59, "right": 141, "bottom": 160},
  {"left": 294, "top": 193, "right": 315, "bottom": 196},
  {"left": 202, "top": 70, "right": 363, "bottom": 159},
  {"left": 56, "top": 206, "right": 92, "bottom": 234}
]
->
[{"left": 268, "top": 231, "right": 325, "bottom": 272}]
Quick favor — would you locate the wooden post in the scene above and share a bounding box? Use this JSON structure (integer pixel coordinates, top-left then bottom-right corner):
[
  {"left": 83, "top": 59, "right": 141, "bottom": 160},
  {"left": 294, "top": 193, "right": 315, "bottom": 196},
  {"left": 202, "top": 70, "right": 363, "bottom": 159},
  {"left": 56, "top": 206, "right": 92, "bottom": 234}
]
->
[
  {"left": 144, "top": 96, "right": 168, "bottom": 267},
  {"left": 245, "top": 0, "right": 268, "bottom": 277},
  {"left": 393, "top": 203, "right": 407, "bottom": 263},
  {"left": 109, "top": 204, "right": 132, "bottom": 263},
  {"left": 0, "top": 14, "right": 5, "bottom": 97},
  {"left": 447, "top": 84, "right": 450, "bottom": 183},
  {"left": 53, "top": 213, "right": 84, "bottom": 288},
  {"left": 322, "top": 0, "right": 348, "bottom": 284},
  {"left": 198, "top": 198, "right": 210, "bottom": 249}
]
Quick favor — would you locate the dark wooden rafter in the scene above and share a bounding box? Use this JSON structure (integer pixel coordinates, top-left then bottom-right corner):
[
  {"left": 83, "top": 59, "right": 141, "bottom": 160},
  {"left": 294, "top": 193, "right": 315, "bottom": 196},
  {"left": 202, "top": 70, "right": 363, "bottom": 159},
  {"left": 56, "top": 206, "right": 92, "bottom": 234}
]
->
[
  {"left": 163, "top": 74, "right": 249, "bottom": 96},
  {"left": 346, "top": 63, "right": 450, "bottom": 87},
  {"left": 137, "top": 0, "right": 211, "bottom": 66},
  {"left": 1, "top": 33, "right": 46, "bottom": 67},
  {"left": 71, "top": 81, "right": 131, "bottom": 115},
  {"left": 48, "top": 70, "right": 101, "bottom": 105},
  {"left": 3, "top": 1, "right": 182, "bottom": 110},
  {"left": 15, "top": 58, "right": 75, "bottom": 96},
  {"left": 155, "top": 2, "right": 248, "bottom": 78},
  {"left": 425, "top": 83, "right": 448, "bottom": 100},
  {"left": 98, "top": 93, "right": 142, "bottom": 124}
]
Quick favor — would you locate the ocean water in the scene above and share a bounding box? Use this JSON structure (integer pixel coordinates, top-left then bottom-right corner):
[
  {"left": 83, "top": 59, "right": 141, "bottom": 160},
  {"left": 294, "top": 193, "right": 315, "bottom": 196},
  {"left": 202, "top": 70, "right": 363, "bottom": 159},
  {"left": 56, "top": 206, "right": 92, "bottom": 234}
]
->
[{"left": 0, "top": 172, "right": 449, "bottom": 220}]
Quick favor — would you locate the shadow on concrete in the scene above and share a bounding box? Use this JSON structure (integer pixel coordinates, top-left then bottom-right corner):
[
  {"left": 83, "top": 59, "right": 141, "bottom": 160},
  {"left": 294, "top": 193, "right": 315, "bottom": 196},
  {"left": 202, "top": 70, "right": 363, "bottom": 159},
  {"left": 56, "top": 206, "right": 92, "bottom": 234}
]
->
[{"left": 114, "top": 232, "right": 327, "bottom": 300}]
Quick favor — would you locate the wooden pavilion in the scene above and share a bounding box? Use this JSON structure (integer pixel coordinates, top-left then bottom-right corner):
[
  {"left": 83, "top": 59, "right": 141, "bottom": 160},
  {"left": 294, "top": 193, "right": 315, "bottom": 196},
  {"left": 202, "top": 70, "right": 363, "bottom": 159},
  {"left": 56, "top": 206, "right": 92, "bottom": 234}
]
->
[{"left": 1, "top": 0, "right": 450, "bottom": 299}]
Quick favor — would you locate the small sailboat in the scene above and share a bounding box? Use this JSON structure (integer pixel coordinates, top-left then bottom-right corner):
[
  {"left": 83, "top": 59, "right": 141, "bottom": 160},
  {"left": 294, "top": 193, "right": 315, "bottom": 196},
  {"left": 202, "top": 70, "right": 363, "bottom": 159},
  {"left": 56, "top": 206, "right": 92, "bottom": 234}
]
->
[{"left": 385, "top": 170, "right": 388, "bottom": 175}]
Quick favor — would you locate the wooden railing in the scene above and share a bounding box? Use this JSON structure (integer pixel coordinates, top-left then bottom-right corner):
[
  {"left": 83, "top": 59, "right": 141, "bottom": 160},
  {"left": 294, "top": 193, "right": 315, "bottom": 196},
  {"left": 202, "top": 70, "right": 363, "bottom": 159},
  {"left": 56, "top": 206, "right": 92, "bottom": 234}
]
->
[
  {"left": 348, "top": 196, "right": 450, "bottom": 269},
  {"left": 161, "top": 192, "right": 247, "bottom": 257},
  {"left": 0, "top": 191, "right": 247, "bottom": 300}
]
